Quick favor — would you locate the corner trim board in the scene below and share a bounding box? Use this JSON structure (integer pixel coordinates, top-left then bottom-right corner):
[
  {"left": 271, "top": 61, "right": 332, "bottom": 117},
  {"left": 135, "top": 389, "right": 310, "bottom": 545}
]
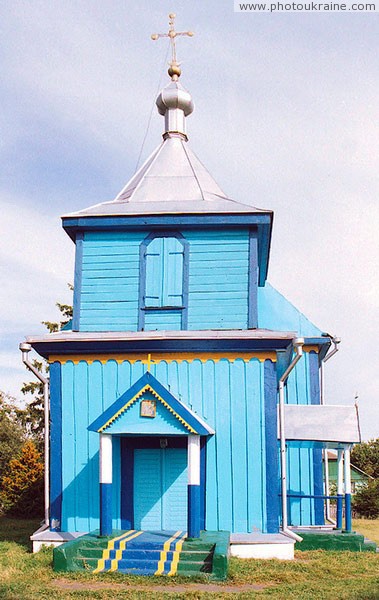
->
[
  {"left": 49, "top": 361, "right": 62, "bottom": 531},
  {"left": 72, "top": 232, "right": 83, "bottom": 331}
]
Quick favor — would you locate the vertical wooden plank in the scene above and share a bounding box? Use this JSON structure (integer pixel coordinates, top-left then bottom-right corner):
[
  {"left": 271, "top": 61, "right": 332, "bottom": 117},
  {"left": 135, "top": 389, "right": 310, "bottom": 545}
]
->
[
  {"left": 73, "top": 361, "right": 90, "bottom": 531},
  {"left": 130, "top": 360, "right": 145, "bottom": 386},
  {"left": 167, "top": 360, "right": 180, "bottom": 399},
  {"left": 309, "top": 351, "right": 324, "bottom": 525},
  {"left": 117, "top": 360, "right": 132, "bottom": 397},
  {"left": 188, "top": 359, "right": 203, "bottom": 416},
  {"left": 155, "top": 360, "right": 169, "bottom": 389},
  {"left": 165, "top": 237, "right": 184, "bottom": 306},
  {"left": 215, "top": 359, "right": 233, "bottom": 531},
  {"left": 285, "top": 369, "right": 301, "bottom": 526},
  {"left": 178, "top": 360, "right": 191, "bottom": 409},
  {"left": 61, "top": 361, "right": 75, "bottom": 531},
  {"left": 88, "top": 360, "right": 103, "bottom": 531},
  {"left": 49, "top": 361, "right": 62, "bottom": 531},
  {"left": 264, "top": 359, "right": 279, "bottom": 532},
  {"left": 230, "top": 359, "right": 248, "bottom": 532},
  {"left": 259, "top": 360, "right": 267, "bottom": 528},
  {"left": 203, "top": 360, "right": 218, "bottom": 530},
  {"left": 246, "top": 359, "right": 265, "bottom": 532},
  {"left": 145, "top": 237, "right": 163, "bottom": 307}
]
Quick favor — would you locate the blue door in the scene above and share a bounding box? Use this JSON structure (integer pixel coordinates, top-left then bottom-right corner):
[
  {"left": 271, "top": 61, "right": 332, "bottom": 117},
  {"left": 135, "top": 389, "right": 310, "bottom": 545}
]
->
[{"left": 134, "top": 448, "right": 187, "bottom": 530}]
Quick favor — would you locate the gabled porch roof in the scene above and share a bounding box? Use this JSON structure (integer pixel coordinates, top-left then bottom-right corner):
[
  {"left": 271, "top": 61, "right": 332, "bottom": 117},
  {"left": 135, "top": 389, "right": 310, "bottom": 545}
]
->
[{"left": 88, "top": 371, "right": 214, "bottom": 436}]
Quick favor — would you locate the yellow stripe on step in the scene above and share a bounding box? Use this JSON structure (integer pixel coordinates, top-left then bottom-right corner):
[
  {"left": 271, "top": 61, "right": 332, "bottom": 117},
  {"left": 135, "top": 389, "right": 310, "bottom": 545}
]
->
[
  {"left": 93, "top": 530, "right": 137, "bottom": 573},
  {"left": 168, "top": 534, "right": 186, "bottom": 576},
  {"left": 154, "top": 531, "right": 183, "bottom": 576},
  {"left": 109, "top": 530, "right": 144, "bottom": 571}
]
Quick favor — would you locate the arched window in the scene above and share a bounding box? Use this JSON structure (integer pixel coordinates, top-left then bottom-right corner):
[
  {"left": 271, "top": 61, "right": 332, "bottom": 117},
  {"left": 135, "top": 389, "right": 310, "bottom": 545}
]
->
[{"left": 139, "top": 233, "right": 188, "bottom": 330}]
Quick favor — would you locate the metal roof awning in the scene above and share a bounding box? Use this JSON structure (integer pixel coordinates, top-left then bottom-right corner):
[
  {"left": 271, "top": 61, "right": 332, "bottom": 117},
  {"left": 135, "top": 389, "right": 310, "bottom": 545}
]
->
[
  {"left": 22, "top": 329, "right": 333, "bottom": 359},
  {"left": 279, "top": 405, "right": 361, "bottom": 449}
]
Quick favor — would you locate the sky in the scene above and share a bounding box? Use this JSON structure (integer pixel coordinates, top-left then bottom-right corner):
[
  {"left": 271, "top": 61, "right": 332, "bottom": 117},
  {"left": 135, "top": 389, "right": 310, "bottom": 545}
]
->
[{"left": 0, "top": 2, "right": 378, "bottom": 440}]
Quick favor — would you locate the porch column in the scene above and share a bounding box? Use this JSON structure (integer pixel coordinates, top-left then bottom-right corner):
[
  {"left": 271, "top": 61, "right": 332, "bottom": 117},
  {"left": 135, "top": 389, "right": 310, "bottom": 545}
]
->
[
  {"left": 336, "top": 449, "right": 344, "bottom": 530},
  {"left": 187, "top": 434, "right": 201, "bottom": 538},
  {"left": 344, "top": 444, "right": 352, "bottom": 532},
  {"left": 99, "top": 433, "right": 113, "bottom": 536}
]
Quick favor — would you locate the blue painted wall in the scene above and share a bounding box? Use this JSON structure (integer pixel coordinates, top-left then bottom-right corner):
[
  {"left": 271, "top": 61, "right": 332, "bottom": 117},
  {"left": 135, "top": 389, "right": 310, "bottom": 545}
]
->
[
  {"left": 56, "top": 352, "right": 320, "bottom": 533},
  {"left": 285, "top": 352, "right": 324, "bottom": 527},
  {"left": 58, "top": 357, "right": 268, "bottom": 533},
  {"left": 73, "top": 230, "right": 323, "bottom": 337},
  {"left": 258, "top": 283, "right": 323, "bottom": 336},
  {"left": 74, "top": 229, "right": 250, "bottom": 332}
]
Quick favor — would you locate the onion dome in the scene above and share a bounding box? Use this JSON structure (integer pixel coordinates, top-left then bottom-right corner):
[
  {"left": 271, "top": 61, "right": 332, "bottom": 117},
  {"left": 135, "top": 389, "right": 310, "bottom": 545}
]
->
[{"left": 156, "top": 80, "right": 194, "bottom": 139}]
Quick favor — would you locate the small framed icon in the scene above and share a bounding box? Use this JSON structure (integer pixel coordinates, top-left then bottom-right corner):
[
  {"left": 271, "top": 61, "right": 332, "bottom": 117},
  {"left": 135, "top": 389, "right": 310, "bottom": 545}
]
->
[{"left": 140, "top": 399, "right": 157, "bottom": 418}]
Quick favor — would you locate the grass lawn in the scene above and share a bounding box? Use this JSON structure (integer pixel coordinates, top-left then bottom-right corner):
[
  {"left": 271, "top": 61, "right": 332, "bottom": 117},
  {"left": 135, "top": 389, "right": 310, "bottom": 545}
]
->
[
  {"left": 353, "top": 518, "right": 379, "bottom": 544},
  {"left": 0, "top": 518, "right": 378, "bottom": 599}
]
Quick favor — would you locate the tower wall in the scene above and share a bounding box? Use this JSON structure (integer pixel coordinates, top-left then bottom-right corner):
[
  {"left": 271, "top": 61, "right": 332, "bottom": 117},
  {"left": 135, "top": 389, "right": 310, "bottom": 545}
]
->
[{"left": 73, "top": 228, "right": 252, "bottom": 332}]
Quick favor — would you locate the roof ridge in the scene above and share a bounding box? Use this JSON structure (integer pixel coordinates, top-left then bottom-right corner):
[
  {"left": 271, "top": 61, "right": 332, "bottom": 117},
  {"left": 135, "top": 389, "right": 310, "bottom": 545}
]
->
[{"left": 181, "top": 138, "right": 205, "bottom": 201}]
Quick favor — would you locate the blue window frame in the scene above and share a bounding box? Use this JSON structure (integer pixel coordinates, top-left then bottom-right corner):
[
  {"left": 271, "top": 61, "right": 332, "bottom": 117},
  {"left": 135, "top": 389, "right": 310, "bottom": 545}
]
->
[{"left": 139, "top": 232, "right": 189, "bottom": 331}]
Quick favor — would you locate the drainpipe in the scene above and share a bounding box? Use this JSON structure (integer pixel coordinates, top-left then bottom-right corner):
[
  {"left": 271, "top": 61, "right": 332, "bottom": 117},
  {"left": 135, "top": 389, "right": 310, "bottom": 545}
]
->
[
  {"left": 279, "top": 337, "right": 304, "bottom": 542},
  {"left": 321, "top": 336, "right": 341, "bottom": 525},
  {"left": 19, "top": 342, "right": 49, "bottom": 528}
]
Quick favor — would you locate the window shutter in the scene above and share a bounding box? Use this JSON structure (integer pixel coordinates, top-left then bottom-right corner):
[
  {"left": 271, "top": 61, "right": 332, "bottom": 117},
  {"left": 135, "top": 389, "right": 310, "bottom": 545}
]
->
[
  {"left": 163, "top": 238, "right": 184, "bottom": 307},
  {"left": 144, "top": 237, "right": 184, "bottom": 307},
  {"left": 145, "top": 238, "right": 163, "bottom": 307}
]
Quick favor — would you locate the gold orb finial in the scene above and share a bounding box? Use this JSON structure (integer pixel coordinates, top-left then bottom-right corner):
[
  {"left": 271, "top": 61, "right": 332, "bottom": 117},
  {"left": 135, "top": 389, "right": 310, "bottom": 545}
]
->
[{"left": 151, "top": 13, "right": 194, "bottom": 80}]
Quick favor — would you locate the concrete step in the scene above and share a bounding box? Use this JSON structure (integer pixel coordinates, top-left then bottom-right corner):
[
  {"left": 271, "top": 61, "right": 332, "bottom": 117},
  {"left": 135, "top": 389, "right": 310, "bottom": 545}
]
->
[
  {"left": 181, "top": 541, "right": 214, "bottom": 552},
  {"left": 116, "top": 568, "right": 158, "bottom": 576},
  {"left": 110, "top": 549, "right": 174, "bottom": 560},
  {"left": 116, "top": 559, "right": 163, "bottom": 570},
  {"left": 177, "top": 560, "right": 213, "bottom": 573},
  {"left": 179, "top": 550, "right": 213, "bottom": 562}
]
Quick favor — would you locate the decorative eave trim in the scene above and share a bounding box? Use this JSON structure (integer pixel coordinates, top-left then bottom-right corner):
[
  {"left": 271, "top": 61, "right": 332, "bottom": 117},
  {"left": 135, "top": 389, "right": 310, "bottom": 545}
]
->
[{"left": 49, "top": 351, "right": 278, "bottom": 365}]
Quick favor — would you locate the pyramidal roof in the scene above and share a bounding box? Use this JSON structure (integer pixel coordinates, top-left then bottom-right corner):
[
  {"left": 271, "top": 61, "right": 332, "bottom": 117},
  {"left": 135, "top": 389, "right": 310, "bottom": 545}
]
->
[{"left": 64, "top": 134, "right": 269, "bottom": 218}]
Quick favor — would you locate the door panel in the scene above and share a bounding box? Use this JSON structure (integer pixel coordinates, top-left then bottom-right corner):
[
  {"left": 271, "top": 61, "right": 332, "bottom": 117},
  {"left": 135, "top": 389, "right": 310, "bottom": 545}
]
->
[{"left": 134, "top": 448, "right": 187, "bottom": 530}]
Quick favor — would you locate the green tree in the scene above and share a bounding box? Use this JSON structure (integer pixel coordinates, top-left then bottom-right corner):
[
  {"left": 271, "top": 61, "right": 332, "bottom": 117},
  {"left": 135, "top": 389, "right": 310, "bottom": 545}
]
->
[
  {"left": 353, "top": 479, "right": 379, "bottom": 519},
  {"left": 21, "top": 288, "right": 73, "bottom": 447},
  {"left": 351, "top": 439, "right": 379, "bottom": 479},
  {"left": 0, "top": 440, "right": 44, "bottom": 517},
  {"left": 0, "top": 392, "right": 25, "bottom": 481}
]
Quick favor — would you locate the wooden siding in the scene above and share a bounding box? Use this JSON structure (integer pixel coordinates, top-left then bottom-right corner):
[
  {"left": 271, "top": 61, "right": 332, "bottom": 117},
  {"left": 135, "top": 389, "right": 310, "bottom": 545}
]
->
[
  {"left": 79, "top": 232, "right": 141, "bottom": 331},
  {"left": 59, "top": 357, "right": 268, "bottom": 533},
  {"left": 76, "top": 229, "right": 250, "bottom": 331},
  {"left": 186, "top": 230, "right": 249, "bottom": 330},
  {"left": 286, "top": 352, "right": 319, "bottom": 527}
]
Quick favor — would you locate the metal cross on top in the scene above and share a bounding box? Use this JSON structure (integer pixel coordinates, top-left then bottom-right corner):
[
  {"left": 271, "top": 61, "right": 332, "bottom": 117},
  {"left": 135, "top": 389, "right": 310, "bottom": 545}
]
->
[{"left": 151, "top": 13, "right": 194, "bottom": 80}]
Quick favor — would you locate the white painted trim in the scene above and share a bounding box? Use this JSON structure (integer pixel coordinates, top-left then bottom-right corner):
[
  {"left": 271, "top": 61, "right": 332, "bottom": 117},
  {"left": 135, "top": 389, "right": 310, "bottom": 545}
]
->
[
  {"left": 344, "top": 444, "right": 352, "bottom": 494},
  {"left": 188, "top": 434, "right": 200, "bottom": 485},
  {"left": 337, "top": 449, "right": 344, "bottom": 495},
  {"left": 100, "top": 434, "right": 112, "bottom": 484}
]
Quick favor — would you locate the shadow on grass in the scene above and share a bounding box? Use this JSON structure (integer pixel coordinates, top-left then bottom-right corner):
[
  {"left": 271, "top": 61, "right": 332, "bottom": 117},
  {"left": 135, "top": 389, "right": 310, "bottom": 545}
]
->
[{"left": 0, "top": 517, "right": 41, "bottom": 550}]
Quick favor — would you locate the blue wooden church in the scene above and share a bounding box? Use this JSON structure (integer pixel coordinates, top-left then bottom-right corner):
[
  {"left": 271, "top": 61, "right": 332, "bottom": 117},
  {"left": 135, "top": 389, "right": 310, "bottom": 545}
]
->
[{"left": 22, "top": 17, "right": 360, "bottom": 566}]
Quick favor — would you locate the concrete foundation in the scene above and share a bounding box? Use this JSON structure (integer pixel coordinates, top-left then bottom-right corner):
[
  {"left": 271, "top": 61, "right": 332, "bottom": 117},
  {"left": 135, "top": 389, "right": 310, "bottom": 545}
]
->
[{"left": 230, "top": 533, "right": 295, "bottom": 560}]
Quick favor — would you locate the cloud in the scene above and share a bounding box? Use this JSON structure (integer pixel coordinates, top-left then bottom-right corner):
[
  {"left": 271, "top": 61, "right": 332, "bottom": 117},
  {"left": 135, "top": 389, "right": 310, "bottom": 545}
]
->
[{"left": 0, "top": 2, "right": 378, "bottom": 439}]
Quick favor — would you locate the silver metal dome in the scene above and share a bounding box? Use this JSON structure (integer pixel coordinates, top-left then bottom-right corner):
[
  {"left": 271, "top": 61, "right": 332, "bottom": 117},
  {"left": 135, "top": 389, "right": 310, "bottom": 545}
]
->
[{"left": 156, "top": 80, "right": 194, "bottom": 138}]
